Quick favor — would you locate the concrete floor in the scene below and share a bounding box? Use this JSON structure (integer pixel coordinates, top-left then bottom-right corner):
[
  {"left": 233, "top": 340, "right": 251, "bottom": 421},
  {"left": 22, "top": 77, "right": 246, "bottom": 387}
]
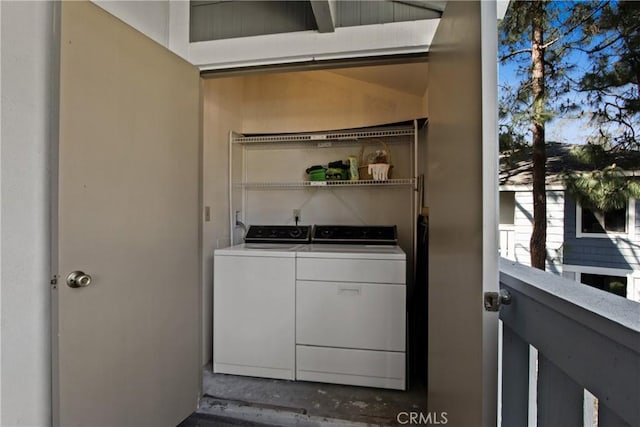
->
[
  {"left": 179, "top": 412, "right": 277, "bottom": 427},
  {"left": 196, "top": 367, "right": 427, "bottom": 426}
]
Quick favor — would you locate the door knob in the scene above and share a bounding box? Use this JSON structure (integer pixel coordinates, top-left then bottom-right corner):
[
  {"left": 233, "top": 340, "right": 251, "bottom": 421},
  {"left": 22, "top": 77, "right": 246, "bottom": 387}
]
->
[{"left": 66, "top": 271, "right": 92, "bottom": 288}]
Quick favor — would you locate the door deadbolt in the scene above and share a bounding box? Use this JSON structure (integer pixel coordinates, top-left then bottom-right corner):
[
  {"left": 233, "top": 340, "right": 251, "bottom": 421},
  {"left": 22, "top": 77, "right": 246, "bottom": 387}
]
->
[{"left": 66, "top": 271, "right": 92, "bottom": 288}]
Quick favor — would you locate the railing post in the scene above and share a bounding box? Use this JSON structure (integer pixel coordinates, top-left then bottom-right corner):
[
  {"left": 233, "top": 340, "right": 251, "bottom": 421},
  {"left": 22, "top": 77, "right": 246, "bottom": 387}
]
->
[
  {"left": 502, "top": 324, "right": 529, "bottom": 427},
  {"left": 599, "top": 403, "right": 632, "bottom": 427},
  {"left": 537, "top": 354, "right": 583, "bottom": 427}
]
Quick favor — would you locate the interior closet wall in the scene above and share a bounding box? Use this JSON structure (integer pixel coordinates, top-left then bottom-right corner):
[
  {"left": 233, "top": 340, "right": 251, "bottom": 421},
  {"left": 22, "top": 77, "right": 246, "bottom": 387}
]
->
[
  {"left": 202, "top": 77, "right": 244, "bottom": 364},
  {"left": 242, "top": 70, "right": 427, "bottom": 133},
  {"left": 238, "top": 68, "right": 428, "bottom": 260}
]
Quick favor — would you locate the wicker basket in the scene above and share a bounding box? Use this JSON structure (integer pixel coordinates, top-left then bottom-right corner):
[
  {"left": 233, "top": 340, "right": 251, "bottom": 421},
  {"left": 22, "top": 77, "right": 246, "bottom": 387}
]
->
[{"left": 358, "top": 140, "right": 393, "bottom": 180}]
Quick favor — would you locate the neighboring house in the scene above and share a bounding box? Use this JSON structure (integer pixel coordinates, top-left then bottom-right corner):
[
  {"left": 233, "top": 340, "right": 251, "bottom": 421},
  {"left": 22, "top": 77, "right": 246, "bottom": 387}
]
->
[{"left": 499, "top": 142, "right": 640, "bottom": 302}]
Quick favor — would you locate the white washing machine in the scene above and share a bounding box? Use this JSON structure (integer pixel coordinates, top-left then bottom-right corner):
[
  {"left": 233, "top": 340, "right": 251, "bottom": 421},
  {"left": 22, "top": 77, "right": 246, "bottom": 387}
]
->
[
  {"left": 214, "top": 225, "right": 407, "bottom": 390},
  {"left": 213, "top": 226, "right": 311, "bottom": 380},
  {"left": 295, "top": 226, "right": 407, "bottom": 390}
]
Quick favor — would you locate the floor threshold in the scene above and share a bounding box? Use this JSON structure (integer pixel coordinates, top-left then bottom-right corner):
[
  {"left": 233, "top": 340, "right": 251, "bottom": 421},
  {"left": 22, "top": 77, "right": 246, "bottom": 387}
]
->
[
  {"left": 198, "top": 396, "right": 376, "bottom": 427},
  {"left": 196, "top": 368, "right": 428, "bottom": 426}
]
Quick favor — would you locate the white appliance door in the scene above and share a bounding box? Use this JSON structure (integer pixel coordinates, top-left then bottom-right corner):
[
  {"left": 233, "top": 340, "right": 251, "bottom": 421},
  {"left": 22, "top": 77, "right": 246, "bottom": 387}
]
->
[
  {"left": 52, "top": 2, "right": 201, "bottom": 426},
  {"left": 213, "top": 251, "right": 295, "bottom": 380},
  {"left": 296, "top": 280, "right": 405, "bottom": 351},
  {"left": 214, "top": 254, "right": 295, "bottom": 379}
]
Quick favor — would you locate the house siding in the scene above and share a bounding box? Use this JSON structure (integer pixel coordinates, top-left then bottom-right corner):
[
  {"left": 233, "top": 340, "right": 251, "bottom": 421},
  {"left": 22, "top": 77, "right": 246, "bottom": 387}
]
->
[
  {"left": 511, "top": 190, "right": 565, "bottom": 273},
  {"left": 563, "top": 197, "right": 640, "bottom": 271}
]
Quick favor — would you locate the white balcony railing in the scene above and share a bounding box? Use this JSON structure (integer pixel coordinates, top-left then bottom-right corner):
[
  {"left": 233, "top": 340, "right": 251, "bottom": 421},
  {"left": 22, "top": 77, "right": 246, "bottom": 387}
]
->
[
  {"left": 499, "top": 225, "right": 516, "bottom": 260},
  {"left": 499, "top": 260, "right": 640, "bottom": 427}
]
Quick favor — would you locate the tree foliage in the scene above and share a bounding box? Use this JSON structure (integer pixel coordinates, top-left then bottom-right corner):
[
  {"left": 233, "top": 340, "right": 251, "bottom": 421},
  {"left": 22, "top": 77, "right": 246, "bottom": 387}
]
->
[
  {"left": 499, "top": 1, "right": 601, "bottom": 141},
  {"left": 500, "top": 1, "right": 639, "bottom": 150},
  {"left": 499, "top": 1, "right": 600, "bottom": 269},
  {"left": 564, "top": 1, "right": 640, "bottom": 212},
  {"left": 577, "top": 1, "right": 640, "bottom": 150},
  {"left": 500, "top": 1, "right": 640, "bottom": 269},
  {"left": 562, "top": 145, "right": 640, "bottom": 211}
]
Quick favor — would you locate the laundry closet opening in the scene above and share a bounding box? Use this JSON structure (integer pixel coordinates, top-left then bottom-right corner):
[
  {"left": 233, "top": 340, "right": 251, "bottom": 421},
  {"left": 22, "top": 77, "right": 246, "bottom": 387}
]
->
[{"left": 198, "top": 60, "right": 430, "bottom": 424}]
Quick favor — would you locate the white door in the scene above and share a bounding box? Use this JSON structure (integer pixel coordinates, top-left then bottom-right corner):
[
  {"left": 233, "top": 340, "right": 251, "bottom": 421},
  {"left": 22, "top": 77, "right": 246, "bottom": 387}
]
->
[
  {"left": 426, "top": 1, "right": 498, "bottom": 426},
  {"left": 52, "top": 2, "right": 201, "bottom": 426}
]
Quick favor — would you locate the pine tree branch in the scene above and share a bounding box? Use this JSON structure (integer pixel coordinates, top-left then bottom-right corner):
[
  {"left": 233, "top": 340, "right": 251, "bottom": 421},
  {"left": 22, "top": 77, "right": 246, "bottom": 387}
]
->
[
  {"left": 500, "top": 48, "right": 532, "bottom": 62},
  {"left": 541, "top": 3, "right": 608, "bottom": 51},
  {"left": 541, "top": 36, "right": 561, "bottom": 50},
  {"left": 587, "top": 33, "right": 625, "bottom": 54}
]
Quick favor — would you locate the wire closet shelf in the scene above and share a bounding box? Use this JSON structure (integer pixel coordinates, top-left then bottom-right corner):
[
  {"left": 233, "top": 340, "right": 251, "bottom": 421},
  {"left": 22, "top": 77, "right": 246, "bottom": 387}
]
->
[
  {"left": 231, "top": 126, "right": 414, "bottom": 144},
  {"left": 234, "top": 178, "right": 415, "bottom": 189}
]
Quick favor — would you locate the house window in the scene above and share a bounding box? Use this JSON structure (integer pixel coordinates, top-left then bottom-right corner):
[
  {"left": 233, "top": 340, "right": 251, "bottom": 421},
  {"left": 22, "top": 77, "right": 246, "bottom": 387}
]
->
[
  {"left": 499, "top": 192, "right": 516, "bottom": 260},
  {"left": 580, "top": 273, "right": 627, "bottom": 298},
  {"left": 499, "top": 191, "right": 516, "bottom": 225},
  {"left": 581, "top": 205, "right": 626, "bottom": 234},
  {"left": 563, "top": 264, "right": 635, "bottom": 301},
  {"left": 576, "top": 199, "right": 635, "bottom": 238}
]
